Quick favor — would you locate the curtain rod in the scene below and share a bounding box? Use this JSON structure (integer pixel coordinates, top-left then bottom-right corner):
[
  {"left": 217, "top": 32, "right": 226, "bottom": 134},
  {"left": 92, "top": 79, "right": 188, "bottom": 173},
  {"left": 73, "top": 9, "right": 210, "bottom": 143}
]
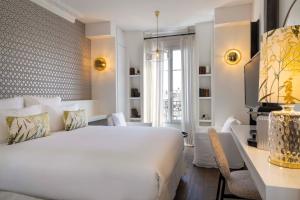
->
[{"left": 144, "top": 32, "right": 195, "bottom": 40}]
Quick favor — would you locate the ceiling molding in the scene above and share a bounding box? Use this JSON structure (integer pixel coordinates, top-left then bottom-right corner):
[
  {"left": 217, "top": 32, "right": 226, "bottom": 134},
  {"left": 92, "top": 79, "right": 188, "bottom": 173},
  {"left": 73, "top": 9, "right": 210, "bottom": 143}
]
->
[{"left": 30, "top": 0, "right": 83, "bottom": 23}]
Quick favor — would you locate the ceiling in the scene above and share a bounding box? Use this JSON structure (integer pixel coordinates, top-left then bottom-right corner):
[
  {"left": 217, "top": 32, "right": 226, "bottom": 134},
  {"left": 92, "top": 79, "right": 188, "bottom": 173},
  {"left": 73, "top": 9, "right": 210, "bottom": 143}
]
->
[{"left": 57, "top": 0, "right": 253, "bottom": 31}]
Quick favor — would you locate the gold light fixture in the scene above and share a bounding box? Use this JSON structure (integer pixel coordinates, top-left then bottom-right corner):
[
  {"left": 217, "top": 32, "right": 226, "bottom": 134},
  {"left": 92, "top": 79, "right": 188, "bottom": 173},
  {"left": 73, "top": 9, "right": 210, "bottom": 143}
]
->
[
  {"left": 259, "top": 25, "right": 300, "bottom": 169},
  {"left": 224, "top": 49, "right": 241, "bottom": 65},
  {"left": 94, "top": 57, "right": 106, "bottom": 71},
  {"left": 146, "top": 10, "right": 167, "bottom": 61}
]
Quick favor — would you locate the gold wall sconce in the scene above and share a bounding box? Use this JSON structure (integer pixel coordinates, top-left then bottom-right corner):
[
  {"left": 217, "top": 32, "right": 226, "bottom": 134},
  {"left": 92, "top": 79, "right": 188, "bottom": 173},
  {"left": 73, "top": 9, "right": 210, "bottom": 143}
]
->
[
  {"left": 224, "top": 49, "right": 241, "bottom": 65},
  {"left": 94, "top": 57, "right": 106, "bottom": 71}
]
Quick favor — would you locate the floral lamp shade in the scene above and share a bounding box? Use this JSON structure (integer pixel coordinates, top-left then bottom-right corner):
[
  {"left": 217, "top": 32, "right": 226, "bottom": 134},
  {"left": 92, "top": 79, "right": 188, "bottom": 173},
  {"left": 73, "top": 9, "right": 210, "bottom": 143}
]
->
[{"left": 259, "top": 25, "right": 300, "bottom": 104}]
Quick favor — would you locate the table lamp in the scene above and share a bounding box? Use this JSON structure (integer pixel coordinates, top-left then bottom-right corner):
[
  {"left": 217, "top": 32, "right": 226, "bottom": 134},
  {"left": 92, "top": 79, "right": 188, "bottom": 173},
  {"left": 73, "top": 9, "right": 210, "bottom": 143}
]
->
[{"left": 259, "top": 25, "right": 300, "bottom": 169}]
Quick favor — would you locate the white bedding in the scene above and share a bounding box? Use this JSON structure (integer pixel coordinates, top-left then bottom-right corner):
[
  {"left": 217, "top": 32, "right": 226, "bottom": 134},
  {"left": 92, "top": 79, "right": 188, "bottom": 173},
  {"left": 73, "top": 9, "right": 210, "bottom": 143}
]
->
[{"left": 0, "top": 126, "right": 184, "bottom": 200}]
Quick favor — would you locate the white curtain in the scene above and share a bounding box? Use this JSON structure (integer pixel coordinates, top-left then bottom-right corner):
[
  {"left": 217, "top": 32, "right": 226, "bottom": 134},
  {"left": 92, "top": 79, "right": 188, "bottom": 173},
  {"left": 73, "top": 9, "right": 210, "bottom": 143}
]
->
[
  {"left": 143, "top": 39, "right": 164, "bottom": 127},
  {"left": 180, "top": 35, "right": 195, "bottom": 146},
  {"left": 144, "top": 35, "right": 195, "bottom": 145}
]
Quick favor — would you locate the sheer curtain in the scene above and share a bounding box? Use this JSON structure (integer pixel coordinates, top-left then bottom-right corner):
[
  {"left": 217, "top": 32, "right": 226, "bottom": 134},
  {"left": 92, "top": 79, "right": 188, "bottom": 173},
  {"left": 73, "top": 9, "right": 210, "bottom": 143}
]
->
[
  {"left": 144, "top": 39, "right": 164, "bottom": 127},
  {"left": 144, "top": 35, "right": 195, "bottom": 145},
  {"left": 180, "top": 35, "right": 195, "bottom": 146}
]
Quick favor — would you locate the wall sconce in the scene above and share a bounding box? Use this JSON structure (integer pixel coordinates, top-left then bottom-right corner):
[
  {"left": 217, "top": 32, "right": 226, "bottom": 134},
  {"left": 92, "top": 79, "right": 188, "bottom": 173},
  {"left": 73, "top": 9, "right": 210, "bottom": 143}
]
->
[
  {"left": 224, "top": 49, "right": 241, "bottom": 65},
  {"left": 94, "top": 57, "right": 106, "bottom": 71}
]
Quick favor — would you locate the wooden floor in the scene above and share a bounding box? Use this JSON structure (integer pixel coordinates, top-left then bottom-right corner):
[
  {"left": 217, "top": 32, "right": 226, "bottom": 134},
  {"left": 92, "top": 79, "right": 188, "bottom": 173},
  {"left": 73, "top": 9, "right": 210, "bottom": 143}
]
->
[{"left": 174, "top": 147, "right": 220, "bottom": 200}]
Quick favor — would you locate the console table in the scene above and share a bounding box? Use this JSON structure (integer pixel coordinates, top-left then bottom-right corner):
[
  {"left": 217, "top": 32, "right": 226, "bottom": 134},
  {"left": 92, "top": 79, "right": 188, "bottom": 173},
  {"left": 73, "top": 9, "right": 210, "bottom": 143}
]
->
[{"left": 231, "top": 125, "right": 300, "bottom": 200}]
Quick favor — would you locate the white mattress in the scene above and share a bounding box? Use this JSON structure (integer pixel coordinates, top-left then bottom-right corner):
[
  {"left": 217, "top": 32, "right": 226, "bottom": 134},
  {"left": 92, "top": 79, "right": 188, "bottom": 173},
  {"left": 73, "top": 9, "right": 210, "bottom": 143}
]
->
[{"left": 0, "top": 126, "right": 184, "bottom": 200}]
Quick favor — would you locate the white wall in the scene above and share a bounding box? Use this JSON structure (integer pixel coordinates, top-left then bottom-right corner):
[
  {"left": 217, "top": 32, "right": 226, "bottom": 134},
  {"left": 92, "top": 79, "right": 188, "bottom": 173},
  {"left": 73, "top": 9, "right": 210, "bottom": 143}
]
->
[
  {"left": 116, "top": 27, "right": 127, "bottom": 115},
  {"left": 213, "top": 4, "right": 252, "bottom": 127},
  {"left": 215, "top": 3, "right": 252, "bottom": 24},
  {"left": 91, "top": 37, "right": 117, "bottom": 114},
  {"left": 279, "top": 0, "right": 300, "bottom": 26}
]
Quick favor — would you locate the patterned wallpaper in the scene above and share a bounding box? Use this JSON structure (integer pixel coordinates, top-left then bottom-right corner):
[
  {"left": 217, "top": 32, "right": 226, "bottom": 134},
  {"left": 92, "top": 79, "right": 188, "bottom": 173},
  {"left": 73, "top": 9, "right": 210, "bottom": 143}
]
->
[{"left": 0, "top": 0, "right": 91, "bottom": 100}]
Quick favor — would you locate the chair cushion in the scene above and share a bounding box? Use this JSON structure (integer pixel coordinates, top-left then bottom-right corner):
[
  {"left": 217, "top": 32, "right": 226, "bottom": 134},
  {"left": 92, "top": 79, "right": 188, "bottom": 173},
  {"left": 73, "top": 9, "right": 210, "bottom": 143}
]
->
[
  {"left": 228, "top": 170, "right": 261, "bottom": 200},
  {"left": 221, "top": 117, "right": 241, "bottom": 132}
]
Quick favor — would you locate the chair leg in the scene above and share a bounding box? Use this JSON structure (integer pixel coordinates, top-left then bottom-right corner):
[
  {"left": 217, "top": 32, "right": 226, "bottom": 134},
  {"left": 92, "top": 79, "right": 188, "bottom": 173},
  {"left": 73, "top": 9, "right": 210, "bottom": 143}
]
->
[
  {"left": 220, "top": 175, "right": 226, "bottom": 200},
  {"left": 216, "top": 173, "right": 222, "bottom": 200}
]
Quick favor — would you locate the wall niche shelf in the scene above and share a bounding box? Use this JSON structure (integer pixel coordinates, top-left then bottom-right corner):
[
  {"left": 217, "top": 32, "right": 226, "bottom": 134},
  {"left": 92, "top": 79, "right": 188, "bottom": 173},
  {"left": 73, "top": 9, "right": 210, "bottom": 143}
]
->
[
  {"left": 128, "top": 67, "right": 143, "bottom": 122},
  {"left": 198, "top": 74, "right": 211, "bottom": 77}
]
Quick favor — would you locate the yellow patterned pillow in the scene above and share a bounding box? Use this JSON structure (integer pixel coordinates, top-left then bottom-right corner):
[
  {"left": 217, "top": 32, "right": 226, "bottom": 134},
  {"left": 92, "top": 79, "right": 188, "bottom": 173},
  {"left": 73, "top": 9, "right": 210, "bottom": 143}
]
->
[
  {"left": 6, "top": 113, "right": 50, "bottom": 145},
  {"left": 63, "top": 109, "right": 87, "bottom": 131}
]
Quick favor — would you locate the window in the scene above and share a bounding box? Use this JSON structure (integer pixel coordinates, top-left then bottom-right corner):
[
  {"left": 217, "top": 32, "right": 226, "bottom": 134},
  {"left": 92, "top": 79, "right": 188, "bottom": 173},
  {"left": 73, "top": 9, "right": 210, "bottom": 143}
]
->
[{"left": 162, "top": 49, "right": 182, "bottom": 126}]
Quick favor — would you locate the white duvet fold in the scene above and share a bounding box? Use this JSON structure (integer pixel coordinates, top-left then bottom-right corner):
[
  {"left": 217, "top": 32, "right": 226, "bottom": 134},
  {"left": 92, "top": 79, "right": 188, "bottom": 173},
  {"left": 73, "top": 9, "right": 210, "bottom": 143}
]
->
[{"left": 0, "top": 126, "right": 184, "bottom": 200}]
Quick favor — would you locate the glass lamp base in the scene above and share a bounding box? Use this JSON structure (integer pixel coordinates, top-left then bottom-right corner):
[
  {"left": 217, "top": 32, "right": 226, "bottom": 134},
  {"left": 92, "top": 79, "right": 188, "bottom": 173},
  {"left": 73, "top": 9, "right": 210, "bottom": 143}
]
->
[{"left": 269, "top": 105, "right": 300, "bottom": 169}]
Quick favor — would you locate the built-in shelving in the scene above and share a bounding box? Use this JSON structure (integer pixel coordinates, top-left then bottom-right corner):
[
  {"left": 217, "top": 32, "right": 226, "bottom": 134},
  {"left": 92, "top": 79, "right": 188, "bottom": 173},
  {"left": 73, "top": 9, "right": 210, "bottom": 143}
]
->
[
  {"left": 198, "top": 97, "right": 211, "bottom": 100},
  {"left": 198, "top": 70, "right": 213, "bottom": 127},
  {"left": 129, "top": 74, "right": 141, "bottom": 78},
  {"left": 129, "top": 117, "right": 142, "bottom": 121},
  {"left": 198, "top": 74, "right": 211, "bottom": 77},
  {"left": 128, "top": 69, "right": 143, "bottom": 122}
]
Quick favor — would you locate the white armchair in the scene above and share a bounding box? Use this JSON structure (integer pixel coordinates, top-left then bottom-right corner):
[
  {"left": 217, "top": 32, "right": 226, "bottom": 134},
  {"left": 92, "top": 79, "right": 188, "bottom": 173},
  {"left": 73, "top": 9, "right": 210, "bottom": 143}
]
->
[
  {"left": 193, "top": 117, "right": 244, "bottom": 169},
  {"left": 107, "top": 112, "right": 152, "bottom": 127}
]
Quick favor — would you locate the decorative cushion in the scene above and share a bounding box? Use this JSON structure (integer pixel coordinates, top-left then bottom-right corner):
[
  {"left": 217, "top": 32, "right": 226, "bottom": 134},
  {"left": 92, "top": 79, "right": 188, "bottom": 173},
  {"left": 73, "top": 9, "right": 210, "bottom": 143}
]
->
[
  {"left": 41, "top": 104, "right": 79, "bottom": 132},
  {"left": 24, "top": 96, "right": 62, "bottom": 107},
  {"left": 0, "top": 105, "right": 43, "bottom": 144},
  {"left": 221, "top": 117, "right": 241, "bottom": 132},
  {"left": 111, "top": 112, "right": 127, "bottom": 126},
  {"left": 63, "top": 110, "right": 87, "bottom": 131},
  {"left": 6, "top": 112, "right": 50, "bottom": 145},
  {"left": 0, "top": 97, "right": 24, "bottom": 110}
]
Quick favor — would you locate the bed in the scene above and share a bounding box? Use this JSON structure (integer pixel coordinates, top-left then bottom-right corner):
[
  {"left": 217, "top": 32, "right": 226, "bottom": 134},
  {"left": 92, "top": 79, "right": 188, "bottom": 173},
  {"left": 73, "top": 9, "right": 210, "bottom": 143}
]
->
[{"left": 0, "top": 125, "right": 184, "bottom": 200}]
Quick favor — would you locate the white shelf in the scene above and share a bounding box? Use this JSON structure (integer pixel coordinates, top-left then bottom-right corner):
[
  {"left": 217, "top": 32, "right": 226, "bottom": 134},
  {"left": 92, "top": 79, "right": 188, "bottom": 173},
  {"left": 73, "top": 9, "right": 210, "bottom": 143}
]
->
[
  {"left": 199, "top": 97, "right": 211, "bottom": 100},
  {"left": 129, "top": 117, "right": 142, "bottom": 121},
  {"left": 198, "top": 74, "right": 211, "bottom": 77},
  {"left": 199, "top": 119, "right": 212, "bottom": 123},
  {"left": 129, "top": 97, "right": 141, "bottom": 100},
  {"left": 129, "top": 74, "right": 141, "bottom": 78}
]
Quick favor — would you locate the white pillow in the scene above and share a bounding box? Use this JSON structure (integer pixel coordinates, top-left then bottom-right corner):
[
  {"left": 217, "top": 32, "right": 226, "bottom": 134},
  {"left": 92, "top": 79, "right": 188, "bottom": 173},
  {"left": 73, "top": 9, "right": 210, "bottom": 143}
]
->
[
  {"left": 112, "top": 112, "right": 127, "bottom": 126},
  {"left": 41, "top": 104, "right": 79, "bottom": 132},
  {"left": 0, "top": 97, "right": 24, "bottom": 110},
  {"left": 221, "top": 117, "right": 241, "bottom": 133},
  {"left": 0, "top": 105, "right": 43, "bottom": 144},
  {"left": 24, "top": 96, "right": 62, "bottom": 107},
  {"left": 107, "top": 115, "right": 114, "bottom": 126}
]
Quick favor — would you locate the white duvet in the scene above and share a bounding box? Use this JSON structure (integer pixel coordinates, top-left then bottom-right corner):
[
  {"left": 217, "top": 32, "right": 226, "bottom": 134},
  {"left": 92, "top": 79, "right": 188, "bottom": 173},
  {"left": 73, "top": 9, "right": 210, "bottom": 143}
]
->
[{"left": 0, "top": 126, "right": 184, "bottom": 200}]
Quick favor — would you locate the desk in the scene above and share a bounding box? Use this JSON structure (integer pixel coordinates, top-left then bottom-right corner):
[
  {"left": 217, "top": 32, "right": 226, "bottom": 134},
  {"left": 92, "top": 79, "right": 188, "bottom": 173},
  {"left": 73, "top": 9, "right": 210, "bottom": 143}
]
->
[{"left": 231, "top": 125, "right": 300, "bottom": 200}]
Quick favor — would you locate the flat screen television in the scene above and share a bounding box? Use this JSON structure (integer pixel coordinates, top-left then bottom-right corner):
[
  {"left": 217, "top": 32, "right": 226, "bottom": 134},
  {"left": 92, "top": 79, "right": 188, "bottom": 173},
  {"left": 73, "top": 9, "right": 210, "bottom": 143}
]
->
[{"left": 244, "top": 53, "right": 260, "bottom": 109}]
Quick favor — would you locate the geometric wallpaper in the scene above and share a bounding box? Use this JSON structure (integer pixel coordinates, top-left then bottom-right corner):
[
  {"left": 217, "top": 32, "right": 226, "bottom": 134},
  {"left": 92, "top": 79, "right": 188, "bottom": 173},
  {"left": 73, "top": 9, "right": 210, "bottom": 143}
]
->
[{"left": 0, "top": 0, "right": 91, "bottom": 100}]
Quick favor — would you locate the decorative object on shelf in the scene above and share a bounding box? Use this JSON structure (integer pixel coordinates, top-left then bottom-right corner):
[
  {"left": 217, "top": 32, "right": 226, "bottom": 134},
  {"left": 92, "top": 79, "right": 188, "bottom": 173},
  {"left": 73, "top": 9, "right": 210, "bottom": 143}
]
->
[
  {"left": 224, "top": 49, "right": 241, "bottom": 65},
  {"left": 94, "top": 57, "right": 106, "bottom": 71},
  {"left": 146, "top": 10, "right": 167, "bottom": 61},
  {"left": 199, "top": 88, "right": 210, "bottom": 97},
  {"left": 129, "top": 67, "right": 135, "bottom": 75},
  {"left": 136, "top": 69, "right": 140, "bottom": 75},
  {"left": 259, "top": 25, "right": 300, "bottom": 169},
  {"left": 131, "top": 108, "right": 141, "bottom": 118},
  {"left": 205, "top": 66, "right": 210, "bottom": 74},
  {"left": 199, "top": 66, "right": 206, "bottom": 74},
  {"left": 201, "top": 114, "right": 210, "bottom": 120},
  {"left": 131, "top": 88, "right": 140, "bottom": 97}
]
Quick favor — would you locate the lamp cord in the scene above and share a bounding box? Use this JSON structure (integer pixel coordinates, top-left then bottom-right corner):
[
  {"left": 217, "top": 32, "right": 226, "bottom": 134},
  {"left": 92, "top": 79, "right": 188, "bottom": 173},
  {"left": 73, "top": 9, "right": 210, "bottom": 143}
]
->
[{"left": 282, "top": 0, "right": 298, "bottom": 27}]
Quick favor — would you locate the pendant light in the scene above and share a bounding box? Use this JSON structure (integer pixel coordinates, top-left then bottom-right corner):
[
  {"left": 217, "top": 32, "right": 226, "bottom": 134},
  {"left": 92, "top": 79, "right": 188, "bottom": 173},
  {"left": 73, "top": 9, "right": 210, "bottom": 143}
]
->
[{"left": 147, "top": 10, "right": 167, "bottom": 62}]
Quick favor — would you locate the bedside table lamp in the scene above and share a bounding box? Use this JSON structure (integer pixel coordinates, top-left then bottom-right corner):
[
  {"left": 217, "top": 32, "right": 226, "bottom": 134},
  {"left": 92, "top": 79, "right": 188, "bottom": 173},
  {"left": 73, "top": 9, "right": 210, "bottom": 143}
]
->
[{"left": 259, "top": 25, "right": 300, "bottom": 168}]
